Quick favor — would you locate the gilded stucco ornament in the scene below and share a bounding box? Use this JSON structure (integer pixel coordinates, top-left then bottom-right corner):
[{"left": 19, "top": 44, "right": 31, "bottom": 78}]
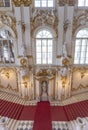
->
[
  {"left": 57, "top": 0, "right": 76, "bottom": 6},
  {"left": 34, "top": 68, "right": 56, "bottom": 80},
  {"left": 71, "top": 67, "right": 88, "bottom": 92},
  {"left": 73, "top": 10, "right": 88, "bottom": 36},
  {"left": 20, "top": 58, "right": 27, "bottom": 66},
  {"left": 63, "top": 19, "right": 71, "bottom": 33},
  {"left": 12, "top": 0, "right": 32, "bottom": 6},
  {"left": 71, "top": 84, "right": 88, "bottom": 92},
  {"left": 0, "top": 11, "right": 17, "bottom": 38},
  {"left": 31, "top": 9, "right": 58, "bottom": 37},
  {"left": 0, "top": 67, "right": 18, "bottom": 92}
]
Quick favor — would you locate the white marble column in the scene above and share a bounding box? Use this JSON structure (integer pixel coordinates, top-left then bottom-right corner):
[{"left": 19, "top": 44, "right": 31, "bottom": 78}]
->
[
  {"left": 55, "top": 71, "right": 58, "bottom": 100},
  {"left": 14, "top": 7, "right": 23, "bottom": 56},
  {"left": 24, "top": 7, "right": 32, "bottom": 56},
  {"left": 65, "top": 6, "right": 74, "bottom": 56},
  {"left": 57, "top": 7, "right": 64, "bottom": 56},
  {"left": 35, "top": 80, "right": 40, "bottom": 99},
  {"left": 48, "top": 80, "right": 51, "bottom": 97},
  {"left": 57, "top": 72, "right": 62, "bottom": 100}
]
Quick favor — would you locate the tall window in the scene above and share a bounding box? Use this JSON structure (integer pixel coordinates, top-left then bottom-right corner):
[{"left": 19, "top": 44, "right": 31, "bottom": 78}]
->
[
  {"left": 74, "top": 29, "right": 88, "bottom": 64},
  {"left": 35, "top": 0, "right": 54, "bottom": 7},
  {"left": 78, "top": 0, "right": 88, "bottom": 6},
  {"left": 36, "top": 29, "right": 53, "bottom": 64},
  {"left": 0, "top": 0, "right": 10, "bottom": 7},
  {"left": 0, "top": 30, "right": 15, "bottom": 63}
]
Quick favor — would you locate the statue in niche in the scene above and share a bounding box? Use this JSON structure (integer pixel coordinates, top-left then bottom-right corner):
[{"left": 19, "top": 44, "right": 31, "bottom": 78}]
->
[{"left": 40, "top": 81, "right": 49, "bottom": 101}]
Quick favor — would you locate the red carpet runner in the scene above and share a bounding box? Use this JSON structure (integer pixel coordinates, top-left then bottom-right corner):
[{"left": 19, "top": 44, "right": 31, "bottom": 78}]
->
[{"left": 33, "top": 101, "right": 52, "bottom": 130}]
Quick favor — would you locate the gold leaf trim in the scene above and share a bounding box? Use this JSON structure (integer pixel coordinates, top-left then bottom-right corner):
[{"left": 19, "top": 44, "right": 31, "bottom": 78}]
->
[{"left": 12, "top": 0, "right": 32, "bottom": 6}]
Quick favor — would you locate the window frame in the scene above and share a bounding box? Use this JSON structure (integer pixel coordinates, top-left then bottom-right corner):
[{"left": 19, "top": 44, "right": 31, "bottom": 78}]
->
[
  {"left": 78, "top": 0, "right": 88, "bottom": 7},
  {"left": 34, "top": 0, "right": 54, "bottom": 8},
  {"left": 35, "top": 29, "right": 53, "bottom": 65},
  {"left": 0, "top": 0, "right": 11, "bottom": 7},
  {"left": 74, "top": 29, "right": 88, "bottom": 65},
  {"left": 0, "top": 30, "right": 15, "bottom": 64}
]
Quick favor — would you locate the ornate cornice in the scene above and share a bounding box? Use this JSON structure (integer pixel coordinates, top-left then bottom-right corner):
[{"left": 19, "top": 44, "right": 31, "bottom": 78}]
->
[
  {"left": 57, "top": 0, "right": 76, "bottom": 6},
  {"left": 12, "top": 0, "right": 32, "bottom": 7}
]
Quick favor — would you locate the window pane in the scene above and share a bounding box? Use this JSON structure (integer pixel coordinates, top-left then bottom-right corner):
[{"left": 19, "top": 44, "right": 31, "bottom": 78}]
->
[
  {"left": 74, "top": 29, "right": 88, "bottom": 64},
  {"left": 36, "top": 59, "right": 41, "bottom": 64},
  {"left": 48, "top": 0, "right": 53, "bottom": 7},
  {"left": 42, "top": 40, "right": 47, "bottom": 53},
  {"left": 74, "top": 59, "right": 79, "bottom": 64},
  {"left": 81, "top": 46, "right": 86, "bottom": 51},
  {"left": 80, "top": 58, "right": 85, "bottom": 64},
  {"left": 86, "top": 52, "right": 88, "bottom": 57},
  {"left": 48, "top": 40, "right": 52, "bottom": 46},
  {"left": 48, "top": 47, "right": 52, "bottom": 52},
  {"left": 81, "top": 51, "right": 85, "bottom": 58},
  {"left": 36, "top": 30, "right": 52, "bottom": 38},
  {"left": 0, "top": 41, "right": 3, "bottom": 60},
  {"left": 75, "top": 46, "right": 80, "bottom": 52},
  {"left": 42, "top": 0, "right": 47, "bottom": 7},
  {"left": 0, "top": 30, "right": 14, "bottom": 63},
  {"left": 85, "top": 58, "right": 88, "bottom": 63},
  {"left": 48, "top": 53, "right": 52, "bottom": 63},
  {"left": 5, "top": 2, "right": 10, "bottom": 7},
  {"left": 0, "top": 0, "right": 10, "bottom": 7},
  {"left": 85, "top": 0, "right": 88, "bottom": 6},
  {"left": 35, "top": 0, "right": 53, "bottom": 7},
  {"left": 78, "top": 0, "right": 85, "bottom": 6},
  {"left": 3, "top": 41, "right": 9, "bottom": 63},
  {"left": 77, "top": 29, "right": 88, "bottom": 38},
  {"left": 36, "top": 53, "right": 41, "bottom": 58},
  {"left": 35, "top": 0, "right": 40, "bottom": 7},
  {"left": 82, "top": 39, "right": 87, "bottom": 46},
  {"left": 36, "top": 29, "right": 53, "bottom": 64},
  {"left": 36, "top": 47, "right": 41, "bottom": 52},
  {"left": 42, "top": 46, "right": 47, "bottom": 53},
  {"left": 36, "top": 40, "right": 41, "bottom": 46},
  {"left": 76, "top": 39, "right": 81, "bottom": 46},
  {"left": 42, "top": 53, "right": 46, "bottom": 64}
]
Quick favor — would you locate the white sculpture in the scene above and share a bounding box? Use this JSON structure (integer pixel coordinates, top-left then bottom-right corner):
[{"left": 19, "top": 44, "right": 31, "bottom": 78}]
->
[{"left": 40, "top": 81, "right": 48, "bottom": 101}]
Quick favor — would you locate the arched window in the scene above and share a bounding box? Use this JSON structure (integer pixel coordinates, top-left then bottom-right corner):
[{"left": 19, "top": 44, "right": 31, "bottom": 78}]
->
[
  {"left": 36, "top": 29, "right": 53, "bottom": 64},
  {"left": 0, "top": 30, "right": 15, "bottom": 63},
  {"left": 74, "top": 29, "right": 88, "bottom": 64},
  {"left": 78, "top": 0, "right": 88, "bottom": 6},
  {"left": 35, "top": 0, "right": 54, "bottom": 7}
]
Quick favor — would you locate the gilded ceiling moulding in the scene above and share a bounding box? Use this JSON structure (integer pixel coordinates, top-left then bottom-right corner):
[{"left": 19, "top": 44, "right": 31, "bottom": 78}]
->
[
  {"left": 12, "top": 0, "right": 32, "bottom": 7},
  {"left": 57, "top": 0, "right": 76, "bottom": 6}
]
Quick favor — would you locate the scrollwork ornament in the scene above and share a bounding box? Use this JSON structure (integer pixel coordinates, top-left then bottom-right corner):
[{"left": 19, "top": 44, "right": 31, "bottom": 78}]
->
[
  {"left": 12, "top": 0, "right": 32, "bottom": 7},
  {"left": 0, "top": 11, "right": 17, "bottom": 38},
  {"left": 72, "top": 11, "right": 88, "bottom": 36},
  {"left": 20, "top": 58, "right": 27, "bottom": 66},
  {"left": 31, "top": 9, "right": 58, "bottom": 37},
  {"left": 57, "top": 0, "right": 76, "bottom": 6}
]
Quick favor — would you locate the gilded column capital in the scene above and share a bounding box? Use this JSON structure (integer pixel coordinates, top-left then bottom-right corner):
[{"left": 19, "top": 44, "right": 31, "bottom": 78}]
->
[
  {"left": 12, "top": 0, "right": 32, "bottom": 7},
  {"left": 57, "top": 0, "right": 76, "bottom": 6}
]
